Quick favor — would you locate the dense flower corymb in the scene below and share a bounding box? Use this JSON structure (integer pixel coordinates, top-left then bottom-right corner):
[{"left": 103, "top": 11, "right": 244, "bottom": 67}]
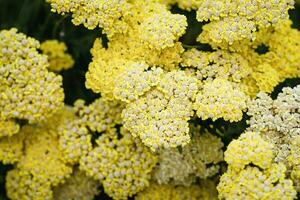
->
[
  {"left": 46, "top": 0, "right": 131, "bottom": 36},
  {"left": 224, "top": 131, "right": 274, "bottom": 170},
  {"left": 247, "top": 85, "right": 300, "bottom": 163},
  {"left": 5, "top": 108, "right": 76, "bottom": 200},
  {"left": 0, "top": 131, "right": 24, "bottom": 164},
  {"left": 218, "top": 131, "right": 297, "bottom": 199},
  {"left": 0, "top": 28, "right": 64, "bottom": 126},
  {"left": 182, "top": 49, "right": 252, "bottom": 83},
  {"left": 218, "top": 164, "right": 296, "bottom": 200},
  {"left": 2, "top": 0, "right": 300, "bottom": 199},
  {"left": 122, "top": 89, "right": 193, "bottom": 151},
  {"left": 80, "top": 127, "right": 157, "bottom": 199},
  {"left": 197, "top": 0, "right": 295, "bottom": 44},
  {"left": 121, "top": 70, "right": 198, "bottom": 150},
  {"left": 194, "top": 78, "right": 248, "bottom": 122},
  {"left": 0, "top": 119, "right": 19, "bottom": 137},
  {"left": 154, "top": 125, "right": 224, "bottom": 186},
  {"left": 40, "top": 40, "right": 74, "bottom": 72},
  {"left": 288, "top": 135, "right": 300, "bottom": 191},
  {"left": 139, "top": 12, "right": 187, "bottom": 49}
]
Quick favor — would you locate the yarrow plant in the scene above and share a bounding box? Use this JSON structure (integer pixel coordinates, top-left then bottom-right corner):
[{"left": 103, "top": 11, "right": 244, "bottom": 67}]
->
[{"left": 0, "top": 0, "right": 300, "bottom": 199}]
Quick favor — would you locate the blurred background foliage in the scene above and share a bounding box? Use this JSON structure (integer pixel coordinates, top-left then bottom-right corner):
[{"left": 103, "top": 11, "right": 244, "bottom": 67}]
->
[{"left": 0, "top": 0, "right": 300, "bottom": 199}]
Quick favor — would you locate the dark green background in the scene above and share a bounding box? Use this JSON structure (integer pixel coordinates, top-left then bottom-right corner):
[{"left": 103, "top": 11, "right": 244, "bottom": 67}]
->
[{"left": 0, "top": 0, "right": 300, "bottom": 199}]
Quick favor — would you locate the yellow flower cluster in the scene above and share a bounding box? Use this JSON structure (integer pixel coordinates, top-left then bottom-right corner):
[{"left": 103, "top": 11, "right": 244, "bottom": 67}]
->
[
  {"left": 53, "top": 169, "right": 100, "bottom": 200},
  {"left": 180, "top": 45, "right": 285, "bottom": 121},
  {"left": 58, "top": 98, "right": 124, "bottom": 165},
  {"left": 247, "top": 85, "right": 300, "bottom": 163},
  {"left": 17, "top": 125, "right": 72, "bottom": 187},
  {"left": 153, "top": 125, "right": 224, "bottom": 185},
  {"left": 74, "top": 98, "right": 124, "bottom": 132},
  {"left": 182, "top": 128, "right": 223, "bottom": 178},
  {"left": 80, "top": 127, "right": 157, "bottom": 199},
  {"left": 218, "top": 131, "right": 297, "bottom": 200},
  {"left": 85, "top": 37, "right": 184, "bottom": 101},
  {"left": 182, "top": 49, "right": 252, "bottom": 83},
  {"left": 245, "top": 85, "right": 300, "bottom": 193},
  {"left": 260, "top": 20, "right": 300, "bottom": 80},
  {"left": 121, "top": 71, "right": 198, "bottom": 150},
  {"left": 194, "top": 78, "right": 248, "bottom": 122},
  {"left": 0, "top": 29, "right": 64, "bottom": 131},
  {"left": 0, "top": 131, "right": 25, "bottom": 164},
  {"left": 157, "top": 71, "right": 198, "bottom": 99},
  {"left": 46, "top": 0, "right": 131, "bottom": 36},
  {"left": 0, "top": 119, "right": 19, "bottom": 137},
  {"left": 136, "top": 180, "right": 218, "bottom": 200},
  {"left": 89, "top": 43, "right": 200, "bottom": 150},
  {"left": 154, "top": 147, "right": 195, "bottom": 186},
  {"left": 86, "top": 28, "right": 258, "bottom": 147},
  {"left": 113, "top": 63, "right": 163, "bottom": 103},
  {"left": 3, "top": 97, "right": 123, "bottom": 199},
  {"left": 199, "top": 20, "right": 300, "bottom": 94},
  {"left": 122, "top": 85, "right": 195, "bottom": 150},
  {"left": 0, "top": 90, "right": 154, "bottom": 200},
  {"left": 47, "top": 0, "right": 188, "bottom": 47},
  {"left": 6, "top": 169, "right": 54, "bottom": 200},
  {"left": 77, "top": 0, "right": 189, "bottom": 106},
  {"left": 218, "top": 164, "right": 296, "bottom": 200},
  {"left": 58, "top": 119, "right": 92, "bottom": 164},
  {"left": 224, "top": 132, "right": 274, "bottom": 170},
  {"left": 288, "top": 136, "right": 300, "bottom": 191},
  {"left": 40, "top": 40, "right": 74, "bottom": 72},
  {"left": 2, "top": 1, "right": 300, "bottom": 199},
  {"left": 139, "top": 12, "right": 187, "bottom": 49},
  {"left": 251, "top": 63, "right": 281, "bottom": 94},
  {"left": 81, "top": 1, "right": 300, "bottom": 151},
  {"left": 196, "top": 0, "right": 294, "bottom": 44},
  {"left": 5, "top": 109, "right": 74, "bottom": 200}
]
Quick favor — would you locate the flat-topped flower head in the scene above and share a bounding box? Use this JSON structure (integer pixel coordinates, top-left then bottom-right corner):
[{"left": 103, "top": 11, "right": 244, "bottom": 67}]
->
[
  {"left": 247, "top": 85, "right": 300, "bottom": 163},
  {"left": 219, "top": 131, "right": 296, "bottom": 199},
  {"left": 197, "top": 0, "right": 294, "bottom": 44},
  {"left": 154, "top": 125, "right": 223, "bottom": 185},
  {"left": 40, "top": 40, "right": 74, "bottom": 72},
  {"left": 80, "top": 127, "right": 157, "bottom": 199},
  {"left": 0, "top": 29, "right": 64, "bottom": 125},
  {"left": 194, "top": 78, "right": 248, "bottom": 122}
]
